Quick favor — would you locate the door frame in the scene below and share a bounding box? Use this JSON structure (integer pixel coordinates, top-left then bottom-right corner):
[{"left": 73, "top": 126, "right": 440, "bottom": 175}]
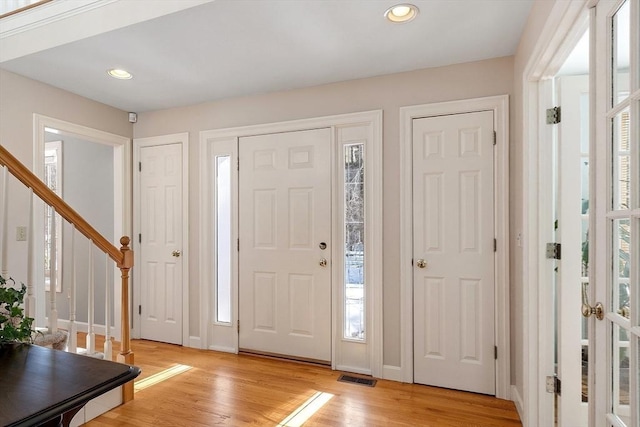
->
[
  {"left": 520, "top": 1, "right": 593, "bottom": 425},
  {"left": 33, "top": 114, "right": 131, "bottom": 340},
  {"left": 132, "top": 133, "right": 190, "bottom": 344},
  {"left": 399, "top": 95, "right": 510, "bottom": 399},
  {"left": 199, "top": 110, "right": 383, "bottom": 377}
]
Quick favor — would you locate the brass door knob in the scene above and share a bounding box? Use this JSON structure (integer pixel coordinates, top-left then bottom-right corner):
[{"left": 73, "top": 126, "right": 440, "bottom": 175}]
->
[
  {"left": 319, "top": 258, "right": 327, "bottom": 267},
  {"left": 172, "top": 250, "right": 181, "bottom": 258},
  {"left": 416, "top": 259, "right": 427, "bottom": 269}
]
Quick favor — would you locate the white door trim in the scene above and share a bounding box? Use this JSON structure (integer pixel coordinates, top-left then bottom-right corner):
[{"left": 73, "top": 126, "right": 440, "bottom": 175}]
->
[
  {"left": 520, "top": 1, "right": 589, "bottom": 426},
  {"left": 32, "top": 114, "right": 131, "bottom": 340},
  {"left": 199, "top": 110, "right": 383, "bottom": 377},
  {"left": 132, "top": 132, "right": 189, "bottom": 344},
  {"left": 399, "top": 95, "right": 510, "bottom": 399}
]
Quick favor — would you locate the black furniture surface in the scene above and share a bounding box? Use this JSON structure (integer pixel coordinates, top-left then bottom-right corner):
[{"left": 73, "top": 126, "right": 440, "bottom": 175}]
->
[{"left": 0, "top": 343, "right": 140, "bottom": 427}]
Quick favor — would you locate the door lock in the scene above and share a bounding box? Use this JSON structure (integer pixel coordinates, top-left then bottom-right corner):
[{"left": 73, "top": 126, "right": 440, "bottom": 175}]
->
[
  {"left": 319, "top": 258, "right": 327, "bottom": 267},
  {"left": 172, "top": 250, "right": 181, "bottom": 258},
  {"left": 416, "top": 259, "right": 427, "bottom": 269}
]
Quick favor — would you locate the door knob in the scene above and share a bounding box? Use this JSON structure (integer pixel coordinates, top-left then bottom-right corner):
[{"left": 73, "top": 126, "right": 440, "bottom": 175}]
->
[
  {"left": 581, "top": 283, "right": 603, "bottom": 320},
  {"left": 319, "top": 258, "right": 327, "bottom": 267},
  {"left": 172, "top": 250, "right": 181, "bottom": 258},
  {"left": 416, "top": 259, "right": 427, "bottom": 269}
]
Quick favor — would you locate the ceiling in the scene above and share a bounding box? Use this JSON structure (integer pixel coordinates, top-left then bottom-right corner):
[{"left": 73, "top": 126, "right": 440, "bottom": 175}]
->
[{"left": 0, "top": 0, "right": 534, "bottom": 113}]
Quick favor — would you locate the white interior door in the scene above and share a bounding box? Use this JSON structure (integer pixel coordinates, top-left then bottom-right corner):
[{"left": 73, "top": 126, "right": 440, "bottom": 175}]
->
[
  {"left": 412, "top": 110, "right": 495, "bottom": 395},
  {"left": 139, "top": 143, "right": 183, "bottom": 345},
  {"left": 593, "top": 0, "right": 638, "bottom": 425},
  {"left": 238, "top": 128, "right": 332, "bottom": 362}
]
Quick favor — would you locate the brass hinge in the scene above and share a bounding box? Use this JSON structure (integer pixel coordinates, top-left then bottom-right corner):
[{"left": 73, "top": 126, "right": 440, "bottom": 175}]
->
[
  {"left": 494, "top": 238, "right": 497, "bottom": 252},
  {"left": 546, "top": 243, "right": 562, "bottom": 260},
  {"left": 138, "top": 233, "right": 142, "bottom": 244},
  {"left": 237, "top": 239, "right": 240, "bottom": 251},
  {"left": 493, "top": 131, "right": 497, "bottom": 145},
  {"left": 546, "top": 106, "right": 561, "bottom": 124},
  {"left": 494, "top": 346, "right": 498, "bottom": 360},
  {"left": 138, "top": 161, "right": 142, "bottom": 172},
  {"left": 138, "top": 305, "right": 141, "bottom": 315},
  {"left": 237, "top": 320, "right": 240, "bottom": 333},
  {"left": 546, "top": 375, "right": 561, "bottom": 395},
  {"left": 237, "top": 159, "right": 240, "bottom": 171}
]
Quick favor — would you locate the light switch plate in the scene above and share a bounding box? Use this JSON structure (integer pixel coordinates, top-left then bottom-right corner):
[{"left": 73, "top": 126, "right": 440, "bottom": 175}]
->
[{"left": 16, "top": 226, "right": 27, "bottom": 241}]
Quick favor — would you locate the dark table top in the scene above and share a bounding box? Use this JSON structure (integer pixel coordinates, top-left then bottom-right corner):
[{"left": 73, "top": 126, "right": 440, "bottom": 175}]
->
[{"left": 0, "top": 343, "right": 140, "bottom": 427}]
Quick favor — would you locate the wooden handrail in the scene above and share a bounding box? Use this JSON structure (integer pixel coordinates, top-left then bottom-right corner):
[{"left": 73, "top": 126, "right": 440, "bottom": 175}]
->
[
  {"left": 0, "top": 143, "right": 135, "bottom": 401},
  {"left": 0, "top": 145, "right": 130, "bottom": 268}
]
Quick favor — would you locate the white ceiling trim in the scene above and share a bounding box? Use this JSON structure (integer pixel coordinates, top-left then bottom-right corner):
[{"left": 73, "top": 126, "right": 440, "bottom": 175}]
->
[{"left": 0, "top": 0, "right": 214, "bottom": 62}]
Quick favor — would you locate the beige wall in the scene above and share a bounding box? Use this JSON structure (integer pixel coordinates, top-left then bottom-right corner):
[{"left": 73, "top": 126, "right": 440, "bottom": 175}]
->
[
  {"left": 512, "top": 0, "right": 557, "bottom": 406},
  {"left": 0, "top": 69, "right": 132, "bottom": 288},
  {"left": 134, "top": 56, "right": 514, "bottom": 368}
]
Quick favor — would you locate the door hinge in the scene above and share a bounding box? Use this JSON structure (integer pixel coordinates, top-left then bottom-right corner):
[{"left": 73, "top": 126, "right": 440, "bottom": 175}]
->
[
  {"left": 493, "top": 131, "right": 497, "bottom": 145},
  {"left": 138, "top": 305, "right": 141, "bottom": 315},
  {"left": 494, "top": 345, "right": 498, "bottom": 360},
  {"left": 138, "top": 161, "right": 142, "bottom": 172},
  {"left": 138, "top": 233, "right": 141, "bottom": 244},
  {"left": 546, "top": 375, "right": 561, "bottom": 395},
  {"left": 237, "top": 159, "right": 240, "bottom": 171},
  {"left": 237, "top": 320, "right": 240, "bottom": 333},
  {"left": 546, "top": 106, "right": 561, "bottom": 124},
  {"left": 237, "top": 238, "right": 240, "bottom": 251},
  {"left": 494, "top": 238, "right": 497, "bottom": 252},
  {"left": 546, "top": 243, "right": 562, "bottom": 260}
]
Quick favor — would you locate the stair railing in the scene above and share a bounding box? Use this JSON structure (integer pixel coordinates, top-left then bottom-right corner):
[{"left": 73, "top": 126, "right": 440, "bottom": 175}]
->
[{"left": 0, "top": 144, "right": 134, "bottom": 402}]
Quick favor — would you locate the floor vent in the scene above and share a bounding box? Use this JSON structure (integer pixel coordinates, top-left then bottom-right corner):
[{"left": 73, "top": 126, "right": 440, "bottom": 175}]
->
[{"left": 337, "top": 374, "right": 376, "bottom": 387}]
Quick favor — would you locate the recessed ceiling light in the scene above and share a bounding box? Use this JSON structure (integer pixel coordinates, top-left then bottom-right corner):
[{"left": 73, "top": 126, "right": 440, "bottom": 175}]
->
[
  {"left": 107, "top": 69, "right": 133, "bottom": 80},
  {"left": 384, "top": 3, "right": 419, "bottom": 23}
]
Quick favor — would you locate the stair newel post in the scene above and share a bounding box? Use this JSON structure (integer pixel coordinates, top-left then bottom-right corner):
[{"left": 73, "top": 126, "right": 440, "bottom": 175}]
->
[
  {"left": 25, "top": 188, "right": 36, "bottom": 318},
  {"left": 86, "top": 241, "right": 95, "bottom": 355},
  {"left": 48, "top": 207, "right": 58, "bottom": 333},
  {"left": 68, "top": 225, "right": 77, "bottom": 353},
  {"left": 104, "top": 252, "right": 112, "bottom": 361},
  {"left": 1, "top": 166, "right": 8, "bottom": 276},
  {"left": 117, "top": 236, "right": 134, "bottom": 402}
]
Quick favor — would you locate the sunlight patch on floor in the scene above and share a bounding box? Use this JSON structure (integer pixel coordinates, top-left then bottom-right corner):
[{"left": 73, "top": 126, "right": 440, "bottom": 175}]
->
[
  {"left": 134, "top": 364, "right": 192, "bottom": 392},
  {"left": 277, "top": 391, "right": 334, "bottom": 427}
]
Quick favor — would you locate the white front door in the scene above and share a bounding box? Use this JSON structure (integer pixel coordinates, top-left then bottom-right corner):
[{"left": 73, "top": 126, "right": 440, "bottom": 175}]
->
[
  {"left": 593, "top": 0, "right": 638, "bottom": 425},
  {"left": 139, "top": 143, "right": 183, "bottom": 345},
  {"left": 238, "top": 128, "right": 332, "bottom": 362},
  {"left": 412, "top": 110, "right": 495, "bottom": 395}
]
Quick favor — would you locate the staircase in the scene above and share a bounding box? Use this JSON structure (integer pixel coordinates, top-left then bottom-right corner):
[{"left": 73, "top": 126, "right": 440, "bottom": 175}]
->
[{"left": 0, "top": 144, "right": 135, "bottom": 421}]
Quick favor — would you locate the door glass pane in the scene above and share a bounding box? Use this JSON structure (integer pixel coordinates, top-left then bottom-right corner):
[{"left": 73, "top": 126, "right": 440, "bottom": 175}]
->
[
  {"left": 344, "top": 144, "right": 365, "bottom": 340},
  {"left": 612, "top": 0, "right": 630, "bottom": 106},
  {"left": 612, "top": 324, "right": 631, "bottom": 426},
  {"left": 613, "top": 107, "right": 631, "bottom": 210},
  {"left": 613, "top": 219, "right": 631, "bottom": 318},
  {"left": 215, "top": 155, "right": 231, "bottom": 324}
]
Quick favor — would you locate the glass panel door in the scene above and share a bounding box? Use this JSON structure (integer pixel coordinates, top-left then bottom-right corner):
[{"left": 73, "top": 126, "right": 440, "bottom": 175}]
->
[{"left": 593, "top": 0, "right": 638, "bottom": 425}]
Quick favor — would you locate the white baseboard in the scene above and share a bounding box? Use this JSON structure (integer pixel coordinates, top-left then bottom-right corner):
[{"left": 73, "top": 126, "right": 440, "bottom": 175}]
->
[
  {"left": 335, "top": 365, "right": 372, "bottom": 376},
  {"left": 188, "top": 336, "right": 202, "bottom": 349},
  {"left": 209, "top": 345, "right": 236, "bottom": 353},
  {"left": 511, "top": 385, "right": 524, "bottom": 424},
  {"left": 382, "top": 365, "right": 403, "bottom": 382}
]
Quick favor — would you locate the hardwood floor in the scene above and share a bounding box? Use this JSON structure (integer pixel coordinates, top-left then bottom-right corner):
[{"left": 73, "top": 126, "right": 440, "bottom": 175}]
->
[{"left": 86, "top": 338, "right": 522, "bottom": 426}]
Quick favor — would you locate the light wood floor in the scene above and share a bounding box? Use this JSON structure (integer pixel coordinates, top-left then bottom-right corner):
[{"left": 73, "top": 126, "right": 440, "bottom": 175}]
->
[{"left": 85, "top": 338, "right": 522, "bottom": 427}]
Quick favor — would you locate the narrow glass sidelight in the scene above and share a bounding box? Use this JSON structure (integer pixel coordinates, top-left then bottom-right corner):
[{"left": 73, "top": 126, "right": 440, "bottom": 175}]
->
[
  {"left": 215, "top": 155, "right": 231, "bottom": 324},
  {"left": 344, "top": 144, "right": 365, "bottom": 340}
]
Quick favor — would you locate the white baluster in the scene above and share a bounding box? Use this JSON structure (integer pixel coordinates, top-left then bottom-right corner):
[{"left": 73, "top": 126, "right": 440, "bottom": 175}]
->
[
  {"left": 86, "top": 241, "right": 95, "bottom": 355},
  {"left": 1, "top": 166, "right": 8, "bottom": 276},
  {"left": 48, "top": 207, "right": 58, "bottom": 333},
  {"left": 103, "top": 253, "right": 112, "bottom": 361},
  {"left": 67, "top": 225, "right": 77, "bottom": 353},
  {"left": 25, "top": 189, "right": 36, "bottom": 318}
]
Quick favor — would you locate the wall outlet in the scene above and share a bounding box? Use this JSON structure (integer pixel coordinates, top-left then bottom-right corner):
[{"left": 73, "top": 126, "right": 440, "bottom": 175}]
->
[{"left": 16, "top": 226, "right": 27, "bottom": 241}]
